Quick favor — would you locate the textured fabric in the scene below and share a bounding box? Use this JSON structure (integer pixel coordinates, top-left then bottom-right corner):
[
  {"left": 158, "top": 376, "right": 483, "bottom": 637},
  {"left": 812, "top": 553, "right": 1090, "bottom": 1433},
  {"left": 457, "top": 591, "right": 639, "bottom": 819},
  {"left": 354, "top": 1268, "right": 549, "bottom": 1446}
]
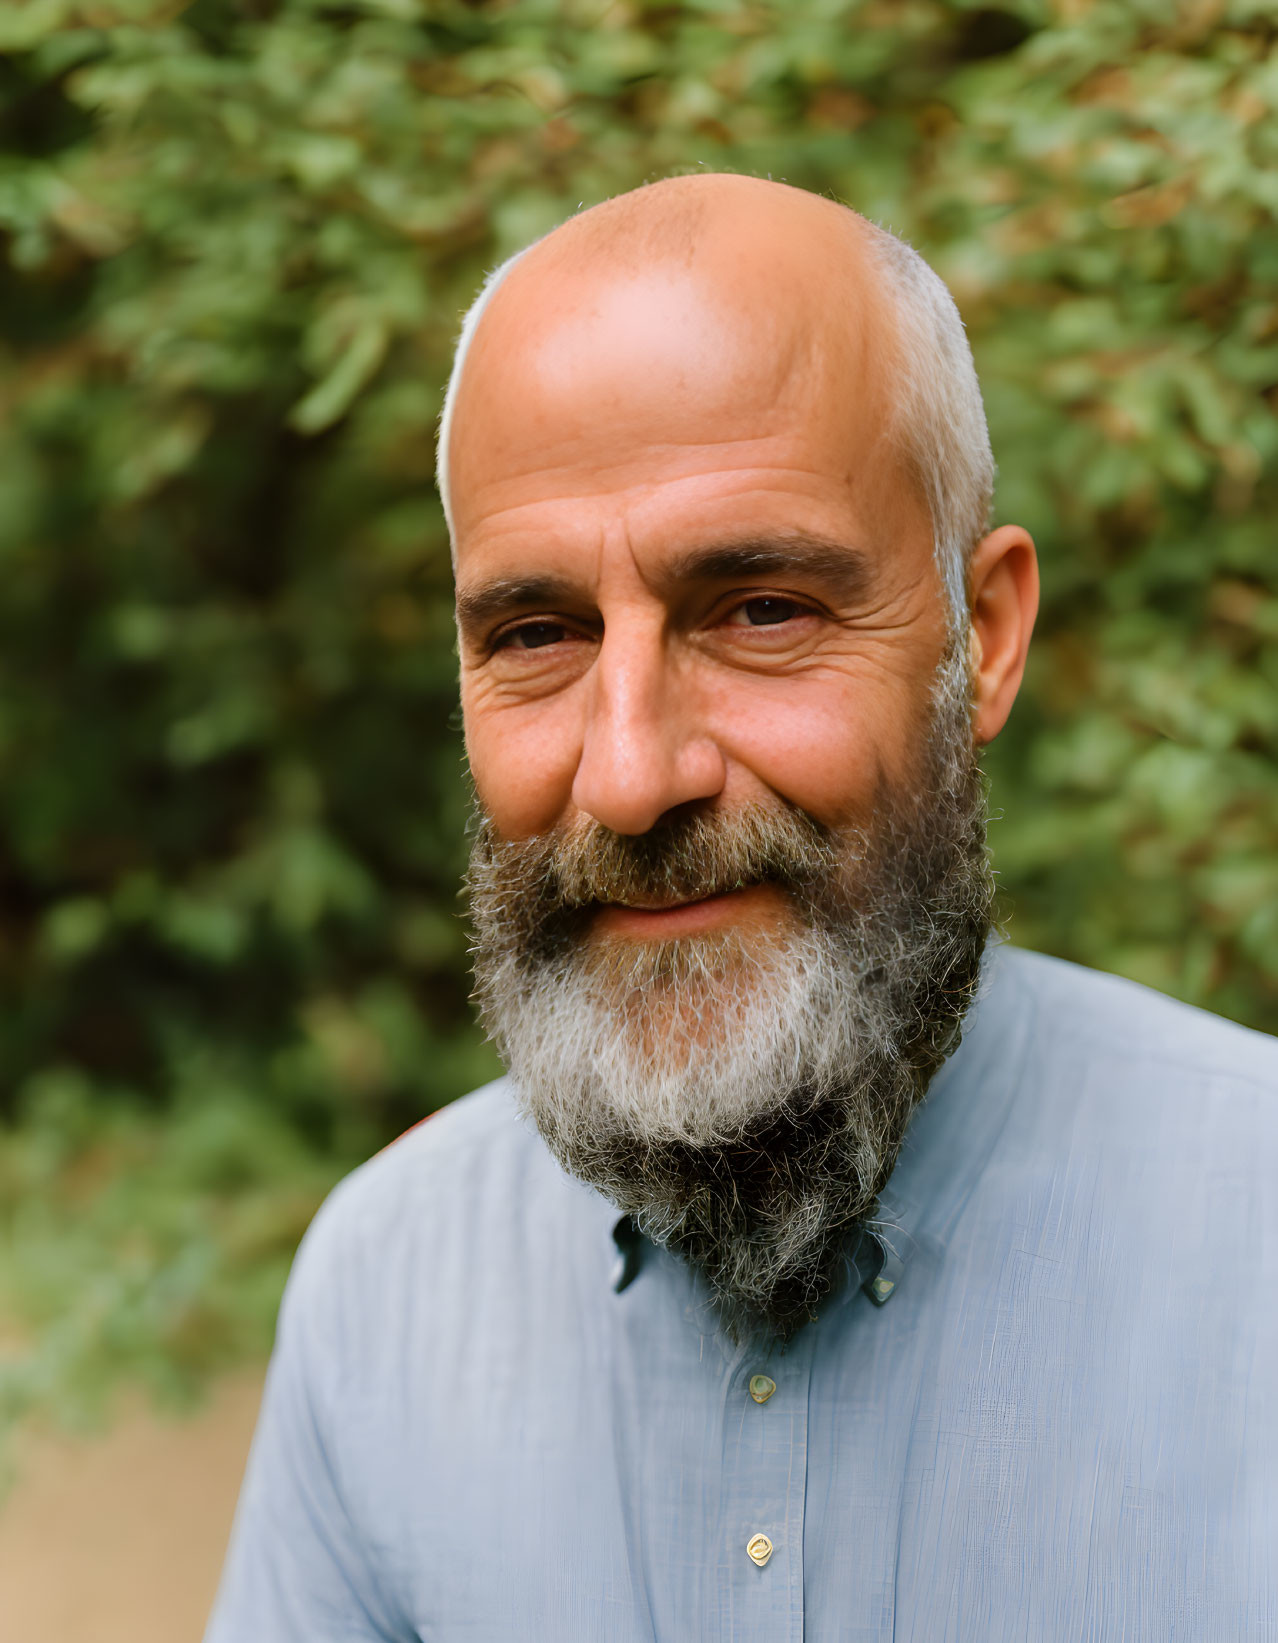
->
[{"left": 206, "top": 946, "right": 1278, "bottom": 1641}]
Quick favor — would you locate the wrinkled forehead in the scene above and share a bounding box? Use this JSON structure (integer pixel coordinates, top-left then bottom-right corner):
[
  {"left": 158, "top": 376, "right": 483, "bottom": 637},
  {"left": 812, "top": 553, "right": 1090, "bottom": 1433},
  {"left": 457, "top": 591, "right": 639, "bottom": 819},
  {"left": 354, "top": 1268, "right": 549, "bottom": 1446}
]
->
[{"left": 445, "top": 197, "right": 904, "bottom": 551}]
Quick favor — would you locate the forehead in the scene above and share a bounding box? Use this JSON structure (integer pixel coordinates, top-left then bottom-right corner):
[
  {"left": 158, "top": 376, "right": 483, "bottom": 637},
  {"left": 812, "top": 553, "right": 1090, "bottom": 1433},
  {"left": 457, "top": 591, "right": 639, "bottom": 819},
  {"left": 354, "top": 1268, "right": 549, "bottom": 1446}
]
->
[{"left": 446, "top": 218, "right": 923, "bottom": 582}]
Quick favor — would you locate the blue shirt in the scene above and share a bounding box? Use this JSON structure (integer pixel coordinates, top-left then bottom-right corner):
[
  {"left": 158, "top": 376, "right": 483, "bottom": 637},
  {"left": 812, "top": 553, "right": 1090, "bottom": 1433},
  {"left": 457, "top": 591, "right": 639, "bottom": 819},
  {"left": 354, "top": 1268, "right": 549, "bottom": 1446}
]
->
[{"left": 206, "top": 946, "right": 1278, "bottom": 1641}]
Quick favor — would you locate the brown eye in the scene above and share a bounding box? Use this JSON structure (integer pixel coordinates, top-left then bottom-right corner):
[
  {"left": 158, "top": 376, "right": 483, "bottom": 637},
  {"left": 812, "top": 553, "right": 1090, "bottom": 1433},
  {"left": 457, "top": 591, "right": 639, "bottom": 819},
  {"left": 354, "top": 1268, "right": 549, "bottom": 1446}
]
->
[
  {"left": 499, "top": 621, "right": 569, "bottom": 650},
  {"left": 731, "top": 597, "right": 804, "bottom": 627}
]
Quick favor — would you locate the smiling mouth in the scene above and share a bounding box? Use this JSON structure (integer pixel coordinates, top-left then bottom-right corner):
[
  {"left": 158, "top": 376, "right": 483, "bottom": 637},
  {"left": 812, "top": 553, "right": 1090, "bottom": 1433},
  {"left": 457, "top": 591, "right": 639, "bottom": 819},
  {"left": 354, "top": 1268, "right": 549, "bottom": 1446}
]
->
[
  {"left": 590, "top": 884, "right": 782, "bottom": 938},
  {"left": 614, "top": 889, "right": 739, "bottom": 912}
]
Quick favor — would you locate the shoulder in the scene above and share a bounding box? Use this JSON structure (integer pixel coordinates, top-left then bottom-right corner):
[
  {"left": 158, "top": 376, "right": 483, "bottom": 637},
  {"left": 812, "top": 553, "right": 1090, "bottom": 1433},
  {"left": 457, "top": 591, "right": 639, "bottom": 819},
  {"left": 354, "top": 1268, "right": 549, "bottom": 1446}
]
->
[
  {"left": 967, "top": 945, "right": 1278, "bottom": 1193},
  {"left": 993, "top": 944, "right": 1278, "bottom": 1091},
  {"left": 301, "top": 1075, "right": 562, "bottom": 1257},
  {"left": 281, "top": 1077, "right": 588, "bottom": 1329},
  {"left": 318, "top": 1076, "right": 534, "bottom": 1224},
  {"left": 276, "top": 1076, "right": 617, "bottom": 1404},
  {"left": 952, "top": 949, "right": 1278, "bottom": 1348}
]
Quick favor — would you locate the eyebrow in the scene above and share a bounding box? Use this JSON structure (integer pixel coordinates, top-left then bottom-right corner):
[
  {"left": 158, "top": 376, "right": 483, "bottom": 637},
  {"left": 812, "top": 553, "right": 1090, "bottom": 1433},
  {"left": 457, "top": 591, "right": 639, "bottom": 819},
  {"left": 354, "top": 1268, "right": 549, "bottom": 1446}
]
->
[
  {"left": 454, "top": 531, "right": 875, "bottom": 637},
  {"left": 455, "top": 574, "right": 584, "bottom": 635},
  {"left": 662, "top": 534, "right": 875, "bottom": 602}
]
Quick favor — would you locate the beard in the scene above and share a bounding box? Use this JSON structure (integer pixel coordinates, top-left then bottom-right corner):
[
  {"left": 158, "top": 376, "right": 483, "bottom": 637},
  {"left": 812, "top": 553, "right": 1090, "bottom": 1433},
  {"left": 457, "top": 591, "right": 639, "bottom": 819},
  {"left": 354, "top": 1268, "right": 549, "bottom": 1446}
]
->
[{"left": 466, "top": 647, "right": 995, "bottom": 1343}]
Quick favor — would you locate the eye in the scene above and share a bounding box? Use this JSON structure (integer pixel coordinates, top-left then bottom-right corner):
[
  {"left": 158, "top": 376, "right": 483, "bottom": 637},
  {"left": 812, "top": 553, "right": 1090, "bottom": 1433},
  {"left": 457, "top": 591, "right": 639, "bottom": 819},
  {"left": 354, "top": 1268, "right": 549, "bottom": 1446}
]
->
[
  {"left": 493, "top": 620, "right": 574, "bottom": 651},
  {"left": 725, "top": 596, "right": 809, "bottom": 628}
]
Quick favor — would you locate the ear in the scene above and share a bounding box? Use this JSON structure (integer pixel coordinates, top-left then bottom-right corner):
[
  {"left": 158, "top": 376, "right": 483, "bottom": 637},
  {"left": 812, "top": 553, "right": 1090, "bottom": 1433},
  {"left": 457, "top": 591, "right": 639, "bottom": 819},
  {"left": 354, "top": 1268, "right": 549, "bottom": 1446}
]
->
[{"left": 967, "top": 524, "right": 1039, "bottom": 745}]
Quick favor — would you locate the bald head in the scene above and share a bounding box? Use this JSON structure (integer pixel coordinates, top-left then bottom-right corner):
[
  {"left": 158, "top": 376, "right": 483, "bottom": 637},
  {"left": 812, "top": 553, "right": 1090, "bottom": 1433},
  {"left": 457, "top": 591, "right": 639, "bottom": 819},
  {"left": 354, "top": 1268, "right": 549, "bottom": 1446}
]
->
[
  {"left": 438, "top": 174, "right": 993, "bottom": 623},
  {"left": 495, "top": 172, "right": 875, "bottom": 282}
]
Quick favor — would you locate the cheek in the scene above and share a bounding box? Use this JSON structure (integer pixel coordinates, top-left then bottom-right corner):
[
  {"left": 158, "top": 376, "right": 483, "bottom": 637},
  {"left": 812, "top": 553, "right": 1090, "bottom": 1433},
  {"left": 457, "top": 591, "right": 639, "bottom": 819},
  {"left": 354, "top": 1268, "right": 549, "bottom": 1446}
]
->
[
  {"left": 712, "top": 674, "right": 935, "bottom": 827},
  {"left": 462, "top": 691, "right": 582, "bottom": 838}
]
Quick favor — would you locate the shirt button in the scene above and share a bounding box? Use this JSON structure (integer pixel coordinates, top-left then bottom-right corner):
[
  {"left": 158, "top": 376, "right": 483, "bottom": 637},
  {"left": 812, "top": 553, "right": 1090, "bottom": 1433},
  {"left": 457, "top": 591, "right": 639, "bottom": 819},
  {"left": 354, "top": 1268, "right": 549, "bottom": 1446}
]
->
[
  {"left": 748, "top": 1374, "right": 776, "bottom": 1404},
  {"left": 746, "top": 1533, "right": 774, "bottom": 1567}
]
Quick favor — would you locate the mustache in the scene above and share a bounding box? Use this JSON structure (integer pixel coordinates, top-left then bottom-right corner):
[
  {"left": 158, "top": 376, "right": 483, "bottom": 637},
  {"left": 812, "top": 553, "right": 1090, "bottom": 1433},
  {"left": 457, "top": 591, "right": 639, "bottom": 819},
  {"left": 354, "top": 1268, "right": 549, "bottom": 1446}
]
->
[{"left": 470, "top": 802, "right": 847, "bottom": 922}]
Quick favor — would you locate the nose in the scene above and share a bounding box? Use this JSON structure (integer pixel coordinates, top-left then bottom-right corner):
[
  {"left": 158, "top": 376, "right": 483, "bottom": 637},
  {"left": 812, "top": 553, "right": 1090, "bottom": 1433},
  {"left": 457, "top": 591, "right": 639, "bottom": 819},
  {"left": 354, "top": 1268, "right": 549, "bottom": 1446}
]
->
[{"left": 571, "top": 620, "right": 726, "bottom": 835}]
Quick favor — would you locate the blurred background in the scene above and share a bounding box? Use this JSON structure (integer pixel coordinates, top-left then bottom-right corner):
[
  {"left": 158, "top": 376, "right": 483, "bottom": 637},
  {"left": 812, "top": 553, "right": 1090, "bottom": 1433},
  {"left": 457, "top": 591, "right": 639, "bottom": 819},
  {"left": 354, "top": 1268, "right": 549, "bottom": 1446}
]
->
[{"left": 1, "top": 0, "right": 1276, "bottom": 1633}]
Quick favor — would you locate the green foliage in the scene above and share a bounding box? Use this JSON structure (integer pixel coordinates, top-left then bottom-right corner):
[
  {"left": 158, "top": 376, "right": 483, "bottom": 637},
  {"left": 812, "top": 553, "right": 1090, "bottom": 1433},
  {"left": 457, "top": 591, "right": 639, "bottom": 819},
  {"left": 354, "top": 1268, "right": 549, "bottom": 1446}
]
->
[
  {"left": 1, "top": 0, "right": 1276, "bottom": 1433},
  {"left": 0, "top": 1064, "right": 341, "bottom": 1455}
]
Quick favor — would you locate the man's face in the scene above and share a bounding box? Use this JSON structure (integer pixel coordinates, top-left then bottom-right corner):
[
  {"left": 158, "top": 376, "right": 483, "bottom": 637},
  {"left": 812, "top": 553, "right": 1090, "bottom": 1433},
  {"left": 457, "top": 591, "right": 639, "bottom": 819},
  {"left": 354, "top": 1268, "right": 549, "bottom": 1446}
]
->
[{"left": 453, "top": 251, "right": 950, "bottom": 901}]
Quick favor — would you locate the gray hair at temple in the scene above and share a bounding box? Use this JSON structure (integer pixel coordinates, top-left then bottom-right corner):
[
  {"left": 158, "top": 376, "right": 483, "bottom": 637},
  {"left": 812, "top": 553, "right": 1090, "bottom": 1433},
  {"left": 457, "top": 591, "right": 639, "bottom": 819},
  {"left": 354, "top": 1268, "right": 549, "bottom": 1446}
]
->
[{"left": 435, "top": 199, "right": 995, "bottom": 628}]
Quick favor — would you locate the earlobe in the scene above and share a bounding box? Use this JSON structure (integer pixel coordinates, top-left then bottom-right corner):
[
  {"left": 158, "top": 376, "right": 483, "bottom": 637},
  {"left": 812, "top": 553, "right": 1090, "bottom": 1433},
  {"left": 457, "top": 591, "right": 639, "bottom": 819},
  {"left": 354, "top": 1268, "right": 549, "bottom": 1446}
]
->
[{"left": 967, "top": 524, "right": 1039, "bottom": 746}]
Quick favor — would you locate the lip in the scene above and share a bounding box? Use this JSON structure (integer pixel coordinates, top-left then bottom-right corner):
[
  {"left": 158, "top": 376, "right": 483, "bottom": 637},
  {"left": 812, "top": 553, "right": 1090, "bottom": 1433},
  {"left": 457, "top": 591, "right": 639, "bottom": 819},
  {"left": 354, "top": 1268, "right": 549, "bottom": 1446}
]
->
[{"left": 591, "top": 884, "right": 776, "bottom": 938}]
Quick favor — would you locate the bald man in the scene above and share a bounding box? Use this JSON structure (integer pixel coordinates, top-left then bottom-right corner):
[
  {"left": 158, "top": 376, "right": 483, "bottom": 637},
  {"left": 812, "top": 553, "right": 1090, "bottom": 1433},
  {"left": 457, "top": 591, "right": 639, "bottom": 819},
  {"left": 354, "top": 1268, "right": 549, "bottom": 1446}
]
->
[{"left": 207, "top": 178, "right": 1278, "bottom": 1642}]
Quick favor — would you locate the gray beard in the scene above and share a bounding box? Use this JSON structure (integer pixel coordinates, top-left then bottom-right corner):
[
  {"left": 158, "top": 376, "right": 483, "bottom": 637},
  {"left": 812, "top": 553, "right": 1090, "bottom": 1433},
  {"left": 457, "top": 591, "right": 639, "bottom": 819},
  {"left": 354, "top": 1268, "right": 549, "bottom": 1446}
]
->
[{"left": 466, "top": 649, "right": 994, "bottom": 1342}]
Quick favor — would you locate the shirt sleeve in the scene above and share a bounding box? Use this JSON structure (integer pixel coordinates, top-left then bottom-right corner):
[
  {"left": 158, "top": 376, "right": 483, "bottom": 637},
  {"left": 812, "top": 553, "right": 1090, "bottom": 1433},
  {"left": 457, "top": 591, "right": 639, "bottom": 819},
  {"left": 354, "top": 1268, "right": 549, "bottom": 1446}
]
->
[{"left": 203, "top": 1202, "right": 411, "bottom": 1643}]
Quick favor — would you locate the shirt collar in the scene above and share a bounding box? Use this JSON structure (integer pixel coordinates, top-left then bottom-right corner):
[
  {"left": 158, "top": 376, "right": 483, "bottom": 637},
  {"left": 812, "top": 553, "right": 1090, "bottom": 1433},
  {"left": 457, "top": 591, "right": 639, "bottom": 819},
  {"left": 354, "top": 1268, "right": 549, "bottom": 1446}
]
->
[{"left": 605, "top": 940, "right": 1034, "bottom": 1311}]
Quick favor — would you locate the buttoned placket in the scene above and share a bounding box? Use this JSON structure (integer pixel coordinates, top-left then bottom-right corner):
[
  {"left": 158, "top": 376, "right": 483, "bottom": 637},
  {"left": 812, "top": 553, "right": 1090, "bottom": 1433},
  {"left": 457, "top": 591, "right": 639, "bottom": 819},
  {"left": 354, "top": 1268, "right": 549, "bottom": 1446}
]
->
[
  {"left": 606, "top": 1212, "right": 910, "bottom": 1643},
  {"left": 716, "top": 1322, "right": 817, "bottom": 1643}
]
